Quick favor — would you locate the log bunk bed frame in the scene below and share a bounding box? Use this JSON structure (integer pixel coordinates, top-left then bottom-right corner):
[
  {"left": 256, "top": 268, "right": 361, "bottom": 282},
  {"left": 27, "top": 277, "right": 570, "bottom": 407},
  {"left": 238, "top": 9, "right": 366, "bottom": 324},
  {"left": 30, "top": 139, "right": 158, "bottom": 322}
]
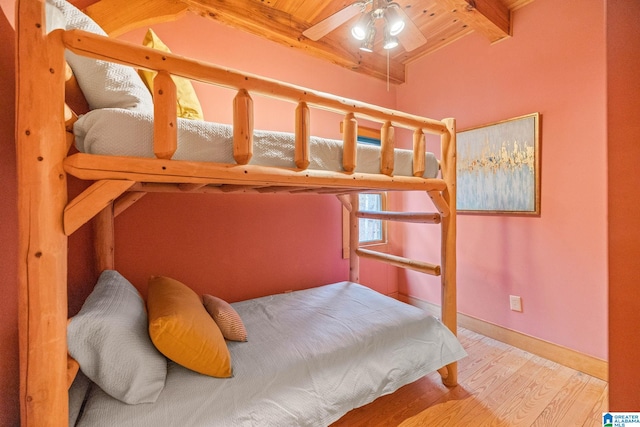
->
[{"left": 15, "top": 1, "right": 458, "bottom": 425}]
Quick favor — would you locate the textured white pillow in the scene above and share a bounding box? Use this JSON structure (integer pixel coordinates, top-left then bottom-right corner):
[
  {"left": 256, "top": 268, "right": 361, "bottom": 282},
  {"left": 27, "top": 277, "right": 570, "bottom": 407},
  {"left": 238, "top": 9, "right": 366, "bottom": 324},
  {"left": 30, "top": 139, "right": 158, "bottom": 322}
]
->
[
  {"left": 67, "top": 270, "right": 167, "bottom": 404},
  {"left": 46, "top": 0, "right": 153, "bottom": 113}
]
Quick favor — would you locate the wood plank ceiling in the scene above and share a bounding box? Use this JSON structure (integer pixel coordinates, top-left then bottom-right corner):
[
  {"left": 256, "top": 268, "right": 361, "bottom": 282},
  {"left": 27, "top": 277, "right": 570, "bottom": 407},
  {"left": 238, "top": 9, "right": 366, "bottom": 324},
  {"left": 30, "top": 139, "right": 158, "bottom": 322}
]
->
[{"left": 86, "top": 0, "right": 534, "bottom": 84}]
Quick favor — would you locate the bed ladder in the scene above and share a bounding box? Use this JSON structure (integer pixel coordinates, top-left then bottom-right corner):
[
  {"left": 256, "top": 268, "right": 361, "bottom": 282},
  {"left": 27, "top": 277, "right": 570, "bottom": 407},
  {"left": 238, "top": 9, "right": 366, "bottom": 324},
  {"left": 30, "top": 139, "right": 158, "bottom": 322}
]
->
[
  {"left": 337, "top": 188, "right": 458, "bottom": 388},
  {"left": 337, "top": 193, "right": 447, "bottom": 281}
]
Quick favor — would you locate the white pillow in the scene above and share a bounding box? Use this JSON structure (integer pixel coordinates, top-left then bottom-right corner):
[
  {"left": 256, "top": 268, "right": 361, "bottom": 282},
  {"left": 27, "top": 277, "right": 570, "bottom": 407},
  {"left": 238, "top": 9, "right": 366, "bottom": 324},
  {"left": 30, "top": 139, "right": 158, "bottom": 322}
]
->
[
  {"left": 46, "top": 0, "right": 153, "bottom": 113},
  {"left": 67, "top": 270, "right": 167, "bottom": 404}
]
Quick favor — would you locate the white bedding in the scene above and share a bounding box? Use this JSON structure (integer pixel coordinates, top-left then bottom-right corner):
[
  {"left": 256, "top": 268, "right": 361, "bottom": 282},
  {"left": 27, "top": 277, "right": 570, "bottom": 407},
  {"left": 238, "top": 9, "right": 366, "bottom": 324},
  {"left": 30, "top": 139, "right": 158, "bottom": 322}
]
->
[
  {"left": 74, "top": 108, "right": 441, "bottom": 178},
  {"left": 73, "top": 282, "right": 466, "bottom": 427}
]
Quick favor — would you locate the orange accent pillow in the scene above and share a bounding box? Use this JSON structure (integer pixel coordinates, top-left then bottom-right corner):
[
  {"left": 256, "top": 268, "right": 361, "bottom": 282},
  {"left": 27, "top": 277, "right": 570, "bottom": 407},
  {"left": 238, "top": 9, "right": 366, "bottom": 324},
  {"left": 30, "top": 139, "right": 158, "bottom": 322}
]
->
[
  {"left": 203, "top": 295, "right": 248, "bottom": 342},
  {"left": 147, "top": 276, "right": 232, "bottom": 377}
]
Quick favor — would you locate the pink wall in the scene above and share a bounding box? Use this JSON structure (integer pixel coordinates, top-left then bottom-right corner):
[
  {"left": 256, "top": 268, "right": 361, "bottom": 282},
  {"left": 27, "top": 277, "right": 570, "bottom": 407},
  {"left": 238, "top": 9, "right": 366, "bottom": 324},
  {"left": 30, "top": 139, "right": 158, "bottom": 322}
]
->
[
  {"left": 112, "top": 13, "right": 402, "bottom": 301},
  {"left": 396, "top": 0, "right": 608, "bottom": 360},
  {"left": 607, "top": 0, "right": 640, "bottom": 410}
]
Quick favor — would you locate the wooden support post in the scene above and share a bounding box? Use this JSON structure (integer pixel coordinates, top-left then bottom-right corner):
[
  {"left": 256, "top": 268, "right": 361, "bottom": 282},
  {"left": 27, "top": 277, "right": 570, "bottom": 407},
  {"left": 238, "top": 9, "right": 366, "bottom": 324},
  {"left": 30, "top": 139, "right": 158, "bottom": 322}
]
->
[
  {"left": 335, "top": 194, "right": 352, "bottom": 212},
  {"left": 233, "top": 89, "right": 253, "bottom": 165},
  {"left": 440, "top": 117, "right": 458, "bottom": 387},
  {"left": 342, "top": 113, "right": 357, "bottom": 172},
  {"left": 64, "top": 180, "right": 136, "bottom": 235},
  {"left": 413, "top": 129, "right": 426, "bottom": 177},
  {"left": 93, "top": 204, "right": 115, "bottom": 272},
  {"left": 295, "top": 102, "right": 310, "bottom": 169},
  {"left": 153, "top": 70, "right": 178, "bottom": 159},
  {"left": 16, "top": 1, "right": 68, "bottom": 425},
  {"left": 380, "top": 121, "right": 395, "bottom": 176},
  {"left": 348, "top": 193, "right": 360, "bottom": 282},
  {"left": 427, "top": 190, "right": 451, "bottom": 218}
]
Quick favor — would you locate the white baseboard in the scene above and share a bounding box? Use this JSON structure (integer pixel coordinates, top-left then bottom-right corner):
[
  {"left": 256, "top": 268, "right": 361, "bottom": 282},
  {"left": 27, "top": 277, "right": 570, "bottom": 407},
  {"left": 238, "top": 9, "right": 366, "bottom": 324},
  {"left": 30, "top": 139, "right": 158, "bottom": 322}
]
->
[{"left": 400, "top": 294, "right": 608, "bottom": 381}]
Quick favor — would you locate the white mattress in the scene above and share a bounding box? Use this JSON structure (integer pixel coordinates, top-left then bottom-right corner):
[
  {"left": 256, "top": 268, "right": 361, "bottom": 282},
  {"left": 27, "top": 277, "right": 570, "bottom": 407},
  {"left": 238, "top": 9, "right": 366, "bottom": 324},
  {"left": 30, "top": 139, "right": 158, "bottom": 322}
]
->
[
  {"left": 73, "top": 282, "right": 466, "bottom": 427},
  {"left": 74, "top": 108, "right": 440, "bottom": 178}
]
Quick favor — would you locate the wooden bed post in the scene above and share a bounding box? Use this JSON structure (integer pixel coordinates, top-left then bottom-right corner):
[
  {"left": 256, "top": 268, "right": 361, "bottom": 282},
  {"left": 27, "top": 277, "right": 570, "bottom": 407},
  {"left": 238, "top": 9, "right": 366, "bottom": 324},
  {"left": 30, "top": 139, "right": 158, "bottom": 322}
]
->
[
  {"left": 412, "top": 129, "right": 426, "bottom": 177},
  {"left": 349, "top": 193, "right": 360, "bottom": 282},
  {"left": 380, "top": 121, "right": 395, "bottom": 176},
  {"left": 15, "top": 1, "right": 69, "bottom": 425},
  {"left": 295, "top": 102, "right": 310, "bottom": 169},
  {"left": 94, "top": 204, "right": 116, "bottom": 272},
  {"left": 233, "top": 89, "right": 253, "bottom": 165},
  {"left": 440, "top": 118, "right": 458, "bottom": 387},
  {"left": 342, "top": 113, "right": 357, "bottom": 172}
]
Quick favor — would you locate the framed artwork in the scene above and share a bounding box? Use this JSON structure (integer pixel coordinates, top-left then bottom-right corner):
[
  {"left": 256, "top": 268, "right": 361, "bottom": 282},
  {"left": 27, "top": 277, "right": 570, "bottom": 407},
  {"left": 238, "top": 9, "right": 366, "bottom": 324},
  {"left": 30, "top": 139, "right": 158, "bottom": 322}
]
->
[{"left": 457, "top": 112, "right": 540, "bottom": 215}]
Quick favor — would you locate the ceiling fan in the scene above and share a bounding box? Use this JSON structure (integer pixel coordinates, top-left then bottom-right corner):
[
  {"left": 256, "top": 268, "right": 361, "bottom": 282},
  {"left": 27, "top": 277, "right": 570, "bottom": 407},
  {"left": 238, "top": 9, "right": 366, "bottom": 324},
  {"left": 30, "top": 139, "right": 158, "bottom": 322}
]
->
[{"left": 302, "top": 0, "right": 427, "bottom": 53}]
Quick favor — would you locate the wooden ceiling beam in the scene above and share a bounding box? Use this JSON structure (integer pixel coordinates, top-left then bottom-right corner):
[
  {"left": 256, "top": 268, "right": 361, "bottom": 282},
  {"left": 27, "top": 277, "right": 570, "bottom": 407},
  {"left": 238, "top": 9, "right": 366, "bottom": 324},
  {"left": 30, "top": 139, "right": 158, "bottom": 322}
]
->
[
  {"left": 435, "top": 0, "right": 511, "bottom": 42},
  {"left": 85, "top": 0, "right": 189, "bottom": 37}
]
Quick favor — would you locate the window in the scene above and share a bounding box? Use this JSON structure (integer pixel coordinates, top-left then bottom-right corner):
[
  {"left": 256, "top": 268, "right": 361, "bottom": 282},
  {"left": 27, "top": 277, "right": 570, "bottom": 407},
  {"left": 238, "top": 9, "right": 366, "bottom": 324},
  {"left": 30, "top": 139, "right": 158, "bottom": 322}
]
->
[{"left": 358, "top": 193, "right": 386, "bottom": 244}]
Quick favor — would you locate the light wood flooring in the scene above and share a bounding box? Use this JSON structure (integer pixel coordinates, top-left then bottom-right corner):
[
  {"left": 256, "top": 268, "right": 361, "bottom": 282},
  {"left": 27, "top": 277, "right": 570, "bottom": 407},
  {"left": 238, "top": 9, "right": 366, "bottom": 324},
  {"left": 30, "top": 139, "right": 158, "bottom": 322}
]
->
[{"left": 332, "top": 328, "right": 608, "bottom": 426}]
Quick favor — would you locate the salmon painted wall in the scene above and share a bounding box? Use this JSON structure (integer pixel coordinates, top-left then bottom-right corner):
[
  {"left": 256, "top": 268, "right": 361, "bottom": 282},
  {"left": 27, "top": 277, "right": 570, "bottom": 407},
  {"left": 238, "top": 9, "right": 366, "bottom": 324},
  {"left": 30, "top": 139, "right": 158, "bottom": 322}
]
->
[
  {"left": 396, "top": 0, "right": 608, "bottom": 360},
  {"left": 111, "top": 13, "right": 402, "bottom": 302},
  {"left": 607, "top": 0, "right": 640, "bottom": 410}
]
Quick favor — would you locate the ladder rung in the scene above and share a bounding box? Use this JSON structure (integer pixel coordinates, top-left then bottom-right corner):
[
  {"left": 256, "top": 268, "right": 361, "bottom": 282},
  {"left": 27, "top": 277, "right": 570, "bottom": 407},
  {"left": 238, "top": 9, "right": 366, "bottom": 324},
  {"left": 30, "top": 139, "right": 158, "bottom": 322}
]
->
[
  {"left": 356, "top": 248, "right": 441, "bottom": 276},
  {"left": 356, "top": 210, "right": 441, "bottom": 224}
]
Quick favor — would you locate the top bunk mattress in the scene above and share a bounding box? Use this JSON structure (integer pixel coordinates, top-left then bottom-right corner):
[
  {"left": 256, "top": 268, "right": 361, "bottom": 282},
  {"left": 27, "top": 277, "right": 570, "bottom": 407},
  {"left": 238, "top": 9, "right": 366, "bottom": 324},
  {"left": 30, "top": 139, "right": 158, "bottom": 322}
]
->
[
  {"left": 72, "top": 282, "right": 466, "bottom": 427},
  {"left": 73, "top": 108, "right": 441, "bottom": 178}
]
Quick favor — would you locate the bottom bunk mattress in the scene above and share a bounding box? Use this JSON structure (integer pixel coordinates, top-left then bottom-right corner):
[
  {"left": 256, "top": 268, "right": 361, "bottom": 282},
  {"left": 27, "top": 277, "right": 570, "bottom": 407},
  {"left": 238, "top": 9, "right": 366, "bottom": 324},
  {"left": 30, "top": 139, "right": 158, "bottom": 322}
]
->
[
  {"left": 73, "top": 108, "right": 441, "bottom": 178},
  {"left": 72, "top": 281, "right": 466, "bottom": 427}
]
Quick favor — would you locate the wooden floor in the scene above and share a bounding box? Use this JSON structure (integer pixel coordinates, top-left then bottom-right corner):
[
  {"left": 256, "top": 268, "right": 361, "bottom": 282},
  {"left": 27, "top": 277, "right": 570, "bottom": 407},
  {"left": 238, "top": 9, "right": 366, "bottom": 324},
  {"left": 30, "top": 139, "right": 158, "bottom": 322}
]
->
[{"left": 332, "top": 328, "right": 608, "bottom": 426}]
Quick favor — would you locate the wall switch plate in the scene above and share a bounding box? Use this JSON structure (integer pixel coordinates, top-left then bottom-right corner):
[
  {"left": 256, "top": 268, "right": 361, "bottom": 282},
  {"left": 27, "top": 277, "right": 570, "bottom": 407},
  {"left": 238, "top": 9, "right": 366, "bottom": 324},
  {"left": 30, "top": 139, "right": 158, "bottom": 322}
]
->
[{"left": 509, "top": 295, "right": 523, "bottom": 312}]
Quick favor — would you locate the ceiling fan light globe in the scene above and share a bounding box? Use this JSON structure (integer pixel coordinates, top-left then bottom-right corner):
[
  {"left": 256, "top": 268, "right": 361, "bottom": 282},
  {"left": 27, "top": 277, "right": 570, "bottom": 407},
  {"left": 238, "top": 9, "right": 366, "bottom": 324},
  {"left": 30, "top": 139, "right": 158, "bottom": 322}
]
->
[
  {"left": 388, "top": 20, "right": 405, "bottom": 36},
  {"left": 385, "top": 5, "right": 405, "bottom": 36},
  {"left": 352, "top": 25, "right": 367, "bottom": 40},
  {"left": 351, "top": 24, "right": 367, "bottom": 41},
  {"left": 383, "top": 27, "right": 399, "bottom": 49},
  {"left": 352, "top": 13, "right": 373, "bottom": 41},
  {"left": 383, "top": 37, "right": 399, "bottom": 49}
]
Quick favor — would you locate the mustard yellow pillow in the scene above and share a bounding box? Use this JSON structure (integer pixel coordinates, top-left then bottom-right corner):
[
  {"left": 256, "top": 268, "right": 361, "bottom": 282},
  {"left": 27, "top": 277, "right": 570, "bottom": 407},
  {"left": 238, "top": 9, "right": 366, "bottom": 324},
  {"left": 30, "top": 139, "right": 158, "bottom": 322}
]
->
[
  {"left": 139, "top": 29, "right": 204, "bottom": 120},
  {"left": 203, "top": 294, "right": 248, "bottom": 342},
  {"left": 147, "top": 276, "right": 232, "bottom": 377}
]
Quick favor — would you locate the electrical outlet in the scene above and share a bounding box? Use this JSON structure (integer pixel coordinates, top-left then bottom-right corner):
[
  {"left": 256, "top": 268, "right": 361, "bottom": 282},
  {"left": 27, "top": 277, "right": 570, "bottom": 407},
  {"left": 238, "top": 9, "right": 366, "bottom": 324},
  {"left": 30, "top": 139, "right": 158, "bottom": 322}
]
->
[{"left": 509, "top": 295, "right": 523, "bottom": 312}]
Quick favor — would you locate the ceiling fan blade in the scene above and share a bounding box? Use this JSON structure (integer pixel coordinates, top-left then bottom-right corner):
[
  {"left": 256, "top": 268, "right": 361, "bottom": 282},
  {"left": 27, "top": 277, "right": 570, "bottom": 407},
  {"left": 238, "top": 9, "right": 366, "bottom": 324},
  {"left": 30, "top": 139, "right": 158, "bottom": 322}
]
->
[
  {"left": 303, "top": 2, "right": 365, "bottom": 41},
  {"left": 396, "top": 7, "right": 427, "bottom": 52}
]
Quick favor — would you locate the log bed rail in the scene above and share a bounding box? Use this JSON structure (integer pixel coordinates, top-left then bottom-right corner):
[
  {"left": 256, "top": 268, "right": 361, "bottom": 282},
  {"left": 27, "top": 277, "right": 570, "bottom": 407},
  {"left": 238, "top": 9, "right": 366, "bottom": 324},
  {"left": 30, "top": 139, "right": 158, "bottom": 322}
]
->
[{"left": 15, "top": 1, "right": 457, "bottom": 426}]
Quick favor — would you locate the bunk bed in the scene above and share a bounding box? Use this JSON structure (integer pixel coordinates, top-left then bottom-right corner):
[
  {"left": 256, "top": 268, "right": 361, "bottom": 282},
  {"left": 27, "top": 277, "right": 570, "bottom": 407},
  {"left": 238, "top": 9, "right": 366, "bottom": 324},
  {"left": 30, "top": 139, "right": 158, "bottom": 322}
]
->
[{"left": 15, "top": 0, "right": 462, "bottom": 426}]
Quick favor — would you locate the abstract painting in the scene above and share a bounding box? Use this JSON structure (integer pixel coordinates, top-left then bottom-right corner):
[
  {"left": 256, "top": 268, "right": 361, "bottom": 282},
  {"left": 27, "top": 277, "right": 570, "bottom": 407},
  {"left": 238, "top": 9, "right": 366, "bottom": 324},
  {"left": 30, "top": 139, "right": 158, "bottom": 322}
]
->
[{"left": 457, "top": 113, "right": 540, "bottom": 214}]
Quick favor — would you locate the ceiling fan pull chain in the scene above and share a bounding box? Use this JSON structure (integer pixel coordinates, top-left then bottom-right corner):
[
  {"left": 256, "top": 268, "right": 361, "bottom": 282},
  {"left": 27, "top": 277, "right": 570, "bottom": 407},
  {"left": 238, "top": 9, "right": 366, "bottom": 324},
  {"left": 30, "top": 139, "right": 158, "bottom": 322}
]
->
[{"left": 387, "top": 49, "right": 390, "bottom": 91}]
